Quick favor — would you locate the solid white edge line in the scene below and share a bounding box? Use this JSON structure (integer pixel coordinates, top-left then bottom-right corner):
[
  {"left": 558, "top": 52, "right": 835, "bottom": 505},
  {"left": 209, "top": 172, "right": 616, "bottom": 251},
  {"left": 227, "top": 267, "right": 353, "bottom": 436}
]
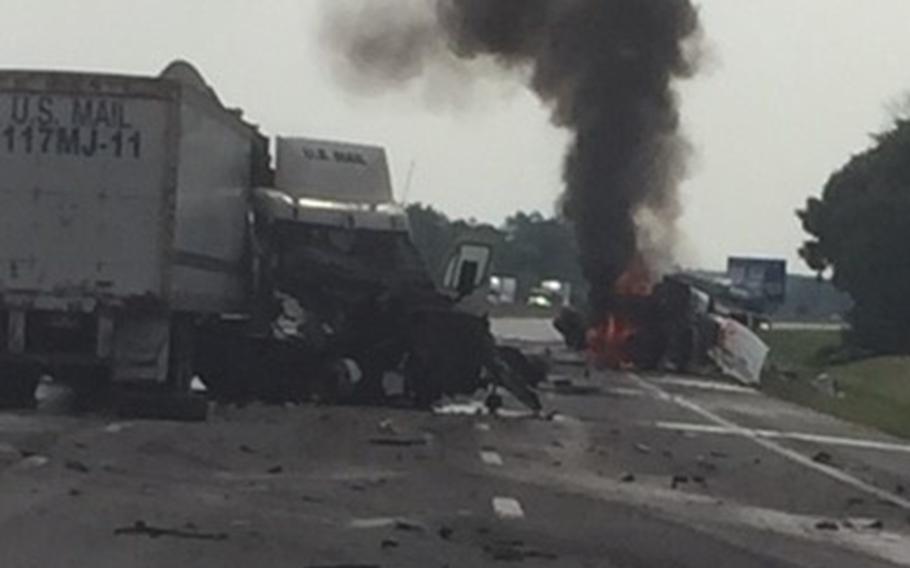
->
[
  {"left": 654, "top": 421, "right": 910, "bottom": 454},
  {"left": 630, "top": 374, "right": 910, "bottom": 511},
  {"left": 492, "top": 496, "right": 525, "bottom": 519}
]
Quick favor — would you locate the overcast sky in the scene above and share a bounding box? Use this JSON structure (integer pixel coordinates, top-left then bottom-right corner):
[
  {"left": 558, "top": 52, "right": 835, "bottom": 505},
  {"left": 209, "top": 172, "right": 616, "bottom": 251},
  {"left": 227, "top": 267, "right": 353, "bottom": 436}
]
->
[{"left": 3, "top": 1, "right": 909, "bottom": 273}]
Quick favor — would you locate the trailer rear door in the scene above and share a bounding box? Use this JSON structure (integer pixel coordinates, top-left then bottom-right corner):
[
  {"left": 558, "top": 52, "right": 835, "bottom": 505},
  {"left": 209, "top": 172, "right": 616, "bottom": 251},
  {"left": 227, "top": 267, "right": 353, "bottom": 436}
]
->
[{"left": 0, "top": 77, "right": 174, "bottom": 302}]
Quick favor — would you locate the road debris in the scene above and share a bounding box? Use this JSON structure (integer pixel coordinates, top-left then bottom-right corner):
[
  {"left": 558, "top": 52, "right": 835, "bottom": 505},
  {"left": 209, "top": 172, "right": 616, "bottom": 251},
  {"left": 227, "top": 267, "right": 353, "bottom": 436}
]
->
[
  {"left": 438, "top": 526, "right": 454, "bottom": 540},
  {"left": 814, "top": 520, "right": 839, "bottom": 531},
  {"left": 484, "top": 539, "right": 558, "bottom": 562},
  {"left": 368, "top": 437, "right": 428, "bottom": 448},
  {"left": 267, "top": 465, "right": 284, "bottom": 474},
  {"left": 811, "top": 451, "right": 833, "bottom": 465},
  {"left": 393, "top": 520, "right": 425, "bottom": 533},
  {"left": 634, "top": 443, "right": 652, "bottom": 454},
  {"left": 620, "top": 473, "right": 636, "bottom": 483},
  {"left": 13, "top": 455, "right": 49, "bottom": 471},
  {"left": 671, "top": 474, "right": 690, "bottom": 489},
  {"left": 380, "top": 538, "right": 399, "bottom": 549},
  {"left": 65, "top": 460, "right": 90, "bottom": 474},
  {"left": 114, "top": 520, "right": 228, "bottom": 541}
]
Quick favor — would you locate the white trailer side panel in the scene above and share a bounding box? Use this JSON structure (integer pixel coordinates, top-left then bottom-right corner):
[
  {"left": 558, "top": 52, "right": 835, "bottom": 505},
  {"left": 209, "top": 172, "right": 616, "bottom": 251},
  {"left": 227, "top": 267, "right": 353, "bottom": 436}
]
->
[
  {"left": 0, "top": 77, "right": 173, "bottom": 303},
  {"left": 170, "top": 91, "right": 253, "bottom": 312}
]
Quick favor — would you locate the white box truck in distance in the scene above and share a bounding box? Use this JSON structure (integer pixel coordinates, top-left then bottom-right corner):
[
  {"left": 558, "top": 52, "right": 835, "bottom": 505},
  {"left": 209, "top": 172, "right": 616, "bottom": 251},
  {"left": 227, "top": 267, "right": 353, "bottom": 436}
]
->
[{"left": 0, "top": 61, "right": 269, "bottom": 409}]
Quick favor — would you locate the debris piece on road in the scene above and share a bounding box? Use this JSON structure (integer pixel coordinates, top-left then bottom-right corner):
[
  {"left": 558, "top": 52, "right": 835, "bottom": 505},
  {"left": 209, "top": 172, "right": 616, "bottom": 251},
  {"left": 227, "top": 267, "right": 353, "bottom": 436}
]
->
[
  {"left": 484, "top": 540, "right": 559, "bottom": 562},
  {"left": 380, "top": 538, "right": 399, "bottom": 549},
  {"left": 621, "top": 473, "right": 636, "bottom": 483},
  {"left": 671, "top": 474, "right": 690, "bottom": 489},
  {"left": 267, "top": 465, "right": 284, "bottom": 474},
  {"left": 13, "top": 455, "right": 49, "bottom": 471},
  {"left": 114, "top": 520, "right": 228, "bottom": 541},
  {"left": 377, "top": 419, "right": 397, "bottom": 434},
  {"left": 634, "top": 443, "right": 652, "bottom": 454},
  {"left": 238, "top": 444, "right": 256, "bottom": 454},
  {"left": 814, "top": 520, "right": 839, "bottom": 531},
  {"left": 393, "top": 520, "right": 425, "bottom": 533},
  {"left": 103, "top": 422, "right": 133, "bottom": 434},
  {"left": 692, "top": 475, "right": 707, "bottom": 485},
  {"left": 438, "top": 526, "right": 454, "bottom": 540},
  {"left": 811, "top": 451, "right": 833, "bottom": 465},
  {"left": 68, "top": 488, "right": 82, "bottom": 497},
  {"left": 368, "top": 437, "right": 427, "bottom": 448},
  {"left": 863, "top": 519, "right": 884, "bottom": 530},
  {"left": 65, "top": 460, "right": 90, "bottom": 474},
  {"left": 896, "top": 484, "right": 906, "bottom": 495}
]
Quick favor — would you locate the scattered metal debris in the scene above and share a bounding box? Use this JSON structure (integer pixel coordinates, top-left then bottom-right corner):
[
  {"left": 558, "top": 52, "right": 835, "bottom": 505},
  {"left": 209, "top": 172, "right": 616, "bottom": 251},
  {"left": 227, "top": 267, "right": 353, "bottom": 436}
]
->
[
  {"left": 621, "top": 473, "right": 636, "bottom": 483},
  {"left": 114, "top": 520, "right": 228, "bottom": 541},
  {"left": 368, "top": 437, "right": 428, "bottom": 448},
  {"left": 671, "top": 474, "right": 690, "bottom": 489},
  {"left": 438, "top": 526, "right": 454, "bottom": 540},
  {"left": 65, "top": 460, "right": 90, "bottom": 474},
  {"left": 811, "top": 451, "right": 833, "bottom": 465},
  {"left": 484, "top": 539, "right": 558, "bottom": 562},
  {"left": 814, "top": 520, "right": 839, "bottom": 531}
]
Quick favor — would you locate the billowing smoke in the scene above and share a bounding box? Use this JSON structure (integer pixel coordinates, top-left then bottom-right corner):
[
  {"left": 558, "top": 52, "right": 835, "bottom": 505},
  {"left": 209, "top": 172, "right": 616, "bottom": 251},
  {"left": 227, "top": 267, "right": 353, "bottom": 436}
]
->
[{"left": 323, "top": 0, "right": 702, "bottom": 314}]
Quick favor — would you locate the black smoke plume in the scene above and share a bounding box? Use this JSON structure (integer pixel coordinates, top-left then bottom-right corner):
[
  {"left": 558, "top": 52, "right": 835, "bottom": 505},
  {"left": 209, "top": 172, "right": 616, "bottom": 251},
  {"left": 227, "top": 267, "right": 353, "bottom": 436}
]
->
[{"left": 323, "top": 0, "right": 702, "bottom": 314}]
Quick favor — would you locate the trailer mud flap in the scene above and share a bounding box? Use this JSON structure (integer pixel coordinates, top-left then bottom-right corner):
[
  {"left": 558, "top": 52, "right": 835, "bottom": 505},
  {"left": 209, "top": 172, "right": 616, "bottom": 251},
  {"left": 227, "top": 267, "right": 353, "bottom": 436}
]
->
[{"left": 112, "top": 315, "right": 170, "bottom": 384}]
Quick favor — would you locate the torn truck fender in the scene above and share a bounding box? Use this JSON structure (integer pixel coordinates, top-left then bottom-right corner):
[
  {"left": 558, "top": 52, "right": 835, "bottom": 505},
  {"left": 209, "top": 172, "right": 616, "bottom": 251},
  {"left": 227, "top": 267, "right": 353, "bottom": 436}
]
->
[{"left": 708, "top": 315, "right": 769, "bottom": 385}]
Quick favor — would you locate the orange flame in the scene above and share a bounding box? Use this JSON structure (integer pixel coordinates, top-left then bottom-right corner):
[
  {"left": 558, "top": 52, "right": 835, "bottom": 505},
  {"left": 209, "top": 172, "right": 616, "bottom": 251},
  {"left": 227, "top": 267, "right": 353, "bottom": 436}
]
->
[
  {"left": 586, "top": 256, "right": 654, "bottom": 369},
  {"left": 587, "top": 314, "right": 639, "bottom": 369}
]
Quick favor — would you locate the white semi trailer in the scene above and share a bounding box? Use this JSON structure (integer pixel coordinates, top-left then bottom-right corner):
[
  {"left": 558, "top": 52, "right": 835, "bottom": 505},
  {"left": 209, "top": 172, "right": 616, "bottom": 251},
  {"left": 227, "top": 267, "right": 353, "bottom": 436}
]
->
[{"left": 0, "top": 61, "right": 272, "bottom": 408}]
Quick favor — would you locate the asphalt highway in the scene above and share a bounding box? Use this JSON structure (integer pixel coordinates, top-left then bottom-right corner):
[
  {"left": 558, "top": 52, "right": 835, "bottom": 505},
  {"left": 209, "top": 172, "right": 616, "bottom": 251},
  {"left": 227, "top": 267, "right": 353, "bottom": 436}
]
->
[{"left": 0, "top": 324, "right": 909, "bottom": 566}]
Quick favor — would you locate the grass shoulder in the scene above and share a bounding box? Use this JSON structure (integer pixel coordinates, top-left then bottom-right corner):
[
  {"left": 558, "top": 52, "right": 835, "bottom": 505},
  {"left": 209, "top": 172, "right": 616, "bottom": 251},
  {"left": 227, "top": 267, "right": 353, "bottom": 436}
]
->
[{"left": 761, "top": 328, "right": 910, "bottom": 439}]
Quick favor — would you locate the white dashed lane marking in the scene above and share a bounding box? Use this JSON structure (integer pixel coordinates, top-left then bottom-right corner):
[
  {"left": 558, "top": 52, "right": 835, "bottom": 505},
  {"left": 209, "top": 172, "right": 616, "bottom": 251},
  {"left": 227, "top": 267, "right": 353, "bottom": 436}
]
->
[
  {"left": 480, "top": 450, "right": 504, "bottom": 466},
  {"left": 492, "top": 497, "right": 525, "bottom": 519},
  {"left": 653, "top": 421, "right": 910, "bottom": 454}
]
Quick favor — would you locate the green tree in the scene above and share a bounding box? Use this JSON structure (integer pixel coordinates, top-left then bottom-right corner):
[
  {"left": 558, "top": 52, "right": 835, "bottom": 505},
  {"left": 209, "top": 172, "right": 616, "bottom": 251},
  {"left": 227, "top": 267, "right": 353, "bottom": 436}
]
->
[{"left": 798, "top": 119, "right": 910, "bottom": 352}]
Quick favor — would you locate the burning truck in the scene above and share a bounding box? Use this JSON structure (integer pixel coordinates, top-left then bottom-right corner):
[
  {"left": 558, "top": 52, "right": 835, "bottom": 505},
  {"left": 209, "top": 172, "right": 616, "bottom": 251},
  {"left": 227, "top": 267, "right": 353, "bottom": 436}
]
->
[{"left": 556, "top": 265, "right": 770, "bottom": 385}]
